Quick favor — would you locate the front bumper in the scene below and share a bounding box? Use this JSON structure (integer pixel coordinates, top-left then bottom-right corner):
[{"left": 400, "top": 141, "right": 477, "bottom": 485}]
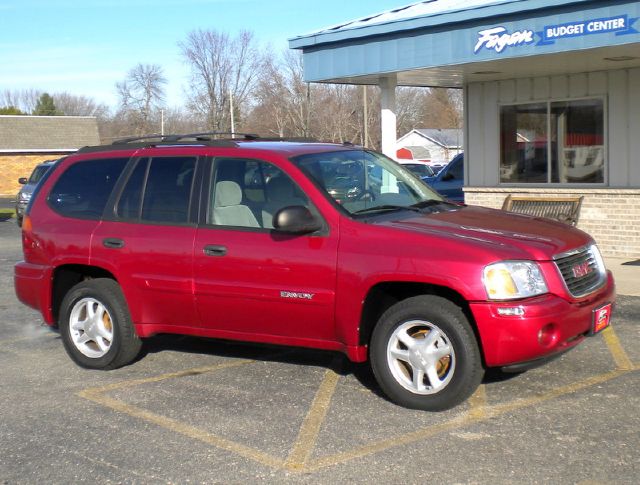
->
[{"left": 470, "top": 271, "right": 615, "bottom": 368}]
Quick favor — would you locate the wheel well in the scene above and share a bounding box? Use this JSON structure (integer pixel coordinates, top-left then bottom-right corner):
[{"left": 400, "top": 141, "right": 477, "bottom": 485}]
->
[
  {"left": 359, "top": 282, "right": 477, "bottom": 348},
  {"left": 52, "top": 265, "right": 117, "bottom": 322}
]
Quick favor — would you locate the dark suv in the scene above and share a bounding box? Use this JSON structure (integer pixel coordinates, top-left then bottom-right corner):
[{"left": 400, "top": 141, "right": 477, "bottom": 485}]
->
[
  {"left": 15, "top": 160, "right": 55, "bottom": 226},
  {"left": 15, "top": 134, "right": 615, "bottom": 411},
  {"left": 422, "top": 153, "right": 464, "bottom": 202}
]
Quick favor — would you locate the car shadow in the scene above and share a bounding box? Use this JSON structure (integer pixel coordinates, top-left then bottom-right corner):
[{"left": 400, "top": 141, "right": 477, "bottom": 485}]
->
[
  {"left": 139, "top": 334, "right": 523, "bottom": 399},
  {"left": 139, "top": 334, "right": 387, "bottom": 398}
]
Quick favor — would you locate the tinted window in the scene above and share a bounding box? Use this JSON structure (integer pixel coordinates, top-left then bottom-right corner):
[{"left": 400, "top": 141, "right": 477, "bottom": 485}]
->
[
  {"left": 116, "top": 158, "right": 148, "bottom": 220},
  {"left": 140, "top": 157, "right": 196, "bottom": 223},
  {"left": 48, "top": 158, "right": 128, "bottom": 219}
]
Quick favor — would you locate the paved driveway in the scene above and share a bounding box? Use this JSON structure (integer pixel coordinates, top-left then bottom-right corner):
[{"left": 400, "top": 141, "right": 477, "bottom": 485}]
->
[{"left": 1, "top": 220, "right": 638, "bottom": 484}]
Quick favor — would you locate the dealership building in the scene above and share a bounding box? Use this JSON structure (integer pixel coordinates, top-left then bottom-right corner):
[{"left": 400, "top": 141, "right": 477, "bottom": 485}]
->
[{"left": 290, "top": 0, "right": 640, "bottom": 258}]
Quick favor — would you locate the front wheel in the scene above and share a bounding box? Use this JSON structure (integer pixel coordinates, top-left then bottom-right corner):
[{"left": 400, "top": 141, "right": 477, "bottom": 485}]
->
[
  {"left": 59, "top": 278, "right": 142, "bottom": 370},
  {"left": 370, "top": 296, "right": 484, "bottom": 411}
]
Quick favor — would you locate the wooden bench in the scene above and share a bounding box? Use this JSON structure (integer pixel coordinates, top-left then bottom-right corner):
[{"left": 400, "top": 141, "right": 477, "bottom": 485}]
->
[{"left": 501, "top": 195, "right": 584, "bottom": 226}]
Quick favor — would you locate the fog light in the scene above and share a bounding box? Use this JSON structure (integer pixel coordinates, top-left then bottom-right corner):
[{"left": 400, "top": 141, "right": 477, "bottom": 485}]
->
[
  {"left": 538, "top": 323, "right": 559, "bottom": 347},
  {"left": 497, "top": 307, "right": 525, "bottom": 316}
]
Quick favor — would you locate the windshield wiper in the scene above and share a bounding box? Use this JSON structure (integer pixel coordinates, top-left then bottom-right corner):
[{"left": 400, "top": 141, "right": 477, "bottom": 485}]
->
[
  {"left": 410, "top": 199, "right": 458, "bottom": 209},
  {"left": 352, "top": 199, "right": 460, "bottom": 216},
  {"left": 352, "top": 204, "right": 423, "bottom": 215}
]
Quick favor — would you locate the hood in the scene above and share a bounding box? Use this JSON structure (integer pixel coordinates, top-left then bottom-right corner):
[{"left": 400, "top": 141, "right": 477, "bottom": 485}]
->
[{"left": 374, "top": 205, "right": 591, "bottom": 261}]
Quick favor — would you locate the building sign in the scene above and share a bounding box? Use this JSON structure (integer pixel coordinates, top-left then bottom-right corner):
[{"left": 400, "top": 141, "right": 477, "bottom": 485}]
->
[
  {"left": 475, "top": 14, "right": 638, "bottom": 54},
  {"left": 474, "top": 27, "right": 535, "bottom": 53}
]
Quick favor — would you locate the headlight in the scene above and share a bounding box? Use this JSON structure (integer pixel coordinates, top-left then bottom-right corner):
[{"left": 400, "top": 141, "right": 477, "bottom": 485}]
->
[
  {"left": 483, "top": 261, "right": 548, "bottom": 300},
  {"left": 590, "top": 244, "right": 606, "bottom": 273},
  {"left": 19, "top": 192, "right": 32, "bottom": 202}
]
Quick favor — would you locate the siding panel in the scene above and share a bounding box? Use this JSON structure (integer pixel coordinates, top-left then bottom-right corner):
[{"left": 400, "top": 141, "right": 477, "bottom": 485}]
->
[
  {"left": 533, "top": 76, "right": 550, "bottom": 100},
  {"left": 569, "top": 73, "right": 588, "bottom": 98},
  {"left": 516, "top": 78, "right": 532, "bottom": 102},
  {"left": 608, "top": 70, "right": 629, "bottom": 187},
  {"left": 587, "top": 71, "right": 607, "bottom": 95},
  {"left": 498, "top": 80, "right": 516, "bottom": 103},
  {"left": 550, "top": 75, "right": 569, "bottom": 99},
  {"left": 484, "top": 82, "right": 500, "bottom": 186},
  {"left": 628, "top": 68, "right": 640, "bottom": 187},
  {"left": 466, "top": 82, "right": 485, "bottom": 186}
]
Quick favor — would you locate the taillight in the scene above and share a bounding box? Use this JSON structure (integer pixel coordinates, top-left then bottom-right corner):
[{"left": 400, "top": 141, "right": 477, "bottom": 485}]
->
[
  {"left": 22, "top": 215, "right": 32, "bottom": 233},
  {"left": 21, "top": 215, "right": 37, "bottom": 261}
]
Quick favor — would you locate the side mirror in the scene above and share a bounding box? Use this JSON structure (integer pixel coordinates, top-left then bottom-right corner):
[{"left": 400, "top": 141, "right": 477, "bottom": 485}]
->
[
  {"left": 18, "top": 177, "right": 28, "bottom": 185},
  {"left": 441, "top": 172, "right": 455, "bottom": 181},
  {"left": 273, "top": 206, "right": 322, "bottom": 234}
]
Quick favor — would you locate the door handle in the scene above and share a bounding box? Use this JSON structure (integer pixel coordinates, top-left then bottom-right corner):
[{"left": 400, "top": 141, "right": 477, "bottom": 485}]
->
[
  {"left": 203, "top": 244, "right": 227, "bottom": 257},
  {"left": 103, "top": 238, "right": 125, "bottom": 249}
]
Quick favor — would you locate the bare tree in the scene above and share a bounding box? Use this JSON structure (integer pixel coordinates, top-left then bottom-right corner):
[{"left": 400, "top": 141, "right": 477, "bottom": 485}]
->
[
  {"left": 180, "top": 29, "right": 263, "bottom": 132},
  {"left": 0, "top": 88, "right": 42, "bottom": 113},
  {"left": 311, "top": 84, "right": 363, "bottom": 144},
  {"left": 396, "top": 87, "right": 429, "bottom": 135},
  {"left": 55, "top": 92, "right": 110, "bottom": 118},
  {"left": 115, "top": 63, "right": 167, "bottom": 135},
  {"left": 422, "top": 88, "right": 463, "bottom": 129},
  {"left": 160, "top": 106, "right": 204, "bottom": 135},
  {"left": 248, "top": 49, "right": 312, "bottom": 137},
  {"left": 1, "top": 88, "right": 110, "bottom": 119}
]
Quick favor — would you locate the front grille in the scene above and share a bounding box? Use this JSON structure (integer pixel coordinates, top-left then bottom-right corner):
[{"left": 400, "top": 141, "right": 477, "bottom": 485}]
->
[{"left": 554, "top": 245, "right": 605, "bottom": 297}]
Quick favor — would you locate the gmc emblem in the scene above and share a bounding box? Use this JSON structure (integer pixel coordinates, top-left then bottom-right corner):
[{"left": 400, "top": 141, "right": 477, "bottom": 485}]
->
[{"left": 571, "top": 262, "right": 592, "bottom": 278}]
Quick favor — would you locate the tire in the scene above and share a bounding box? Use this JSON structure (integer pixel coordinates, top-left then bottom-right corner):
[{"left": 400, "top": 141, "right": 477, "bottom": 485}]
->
[
  {"left": 59, "top": 278, "right": 142, "bottom": 370},
  {"left": 370, "top": 295, "right": 484, "bottom": 411}
]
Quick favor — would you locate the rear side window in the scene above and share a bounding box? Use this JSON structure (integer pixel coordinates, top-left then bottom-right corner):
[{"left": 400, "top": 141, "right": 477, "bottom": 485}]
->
[
  {"left": 116, "top": 158, "right": 148, "bottom": 220},
  {"left": 48, "top": 158, "right": 128, "bottom": 219},
  {"left": 116, "top": 156, "right": 196, "bottom": 224}
]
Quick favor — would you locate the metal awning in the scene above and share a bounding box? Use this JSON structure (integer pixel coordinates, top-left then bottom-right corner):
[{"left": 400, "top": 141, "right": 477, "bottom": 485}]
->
[{"left": 289, "top": 0, "right": 640, "bottom": 87}]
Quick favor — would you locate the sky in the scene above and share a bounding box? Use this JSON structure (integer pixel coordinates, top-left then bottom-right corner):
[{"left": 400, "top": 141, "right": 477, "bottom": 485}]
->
[{"left": 0, "top": 0, "right": 408, "bottom": 109}]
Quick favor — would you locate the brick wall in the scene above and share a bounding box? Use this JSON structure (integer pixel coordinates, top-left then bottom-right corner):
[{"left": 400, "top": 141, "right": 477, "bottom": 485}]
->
[
  {"left": 464, "top": 187, "right": 640, "bottom": 258},
  {"left": 0, "top": 153, "right": 66, "bottom": 197}
]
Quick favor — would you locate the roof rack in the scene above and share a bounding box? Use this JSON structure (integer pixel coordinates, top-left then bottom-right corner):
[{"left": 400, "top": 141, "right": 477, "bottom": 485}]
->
[
  {"left": 248, "top": 136, "right": 318, "bottom": 143},
  {"left": 76, "top": 133, "right": 322, "bottom": 154},
  {"left": 111, "top": 132, "right": 260, "bottom": 144}
]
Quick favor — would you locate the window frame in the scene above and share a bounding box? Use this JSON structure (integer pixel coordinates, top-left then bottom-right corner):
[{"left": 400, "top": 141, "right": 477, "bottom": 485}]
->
[
  {"left": 498, "top": 95, "right": 608, "bottom": 187},
  {"left": 199, "top": 156, "right": 327, "bottom": 235},
  {"left": 46, "top": 157, "right": 129, "bottom": 221},
  {"left": 108, "top": 155, "right": 203, "bottom": 226}
]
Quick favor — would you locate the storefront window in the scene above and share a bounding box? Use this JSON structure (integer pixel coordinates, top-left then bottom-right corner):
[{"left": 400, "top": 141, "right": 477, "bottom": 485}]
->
[{"left": 500, "top": 99, "right": 604, "bottom": 184}]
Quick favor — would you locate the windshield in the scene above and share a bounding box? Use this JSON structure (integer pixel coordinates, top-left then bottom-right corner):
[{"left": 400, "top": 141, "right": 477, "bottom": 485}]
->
[
  {"left": 291, "top": 149, "right": 444, "bottom": 216},
  {"left": 28, "top": 165, "right": 51, "bottom": 184}
]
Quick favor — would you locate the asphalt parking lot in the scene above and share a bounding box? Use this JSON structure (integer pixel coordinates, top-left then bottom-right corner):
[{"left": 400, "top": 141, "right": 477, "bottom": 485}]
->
[{"left": 1, "top": 218, "right": 638, "bottom": 484}]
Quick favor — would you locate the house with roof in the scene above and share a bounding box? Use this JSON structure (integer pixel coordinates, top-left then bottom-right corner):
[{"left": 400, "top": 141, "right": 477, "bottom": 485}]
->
[
  {"left": 0, "top": 115, "right": 100, "bottom": 196},
  {"left": 396, "top": 128, "right": 462, "bottom": 167}
]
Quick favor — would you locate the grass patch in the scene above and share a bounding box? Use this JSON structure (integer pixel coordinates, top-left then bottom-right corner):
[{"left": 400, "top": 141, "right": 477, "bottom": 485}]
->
[{"left": 0, "top": 208, "right": 15, "bottom": 221}]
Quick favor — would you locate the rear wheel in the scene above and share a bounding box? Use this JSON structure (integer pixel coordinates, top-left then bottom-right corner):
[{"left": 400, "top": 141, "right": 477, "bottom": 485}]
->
[
  {"left": 59, "top": 278, "right": 141, "bottom": 369},
  {"left": 370, "top": 295, "right": 483, "bottom": 411}
]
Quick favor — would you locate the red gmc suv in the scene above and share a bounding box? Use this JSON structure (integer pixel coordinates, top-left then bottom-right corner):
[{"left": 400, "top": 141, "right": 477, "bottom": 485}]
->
[{"left": 14, "top": 134, "right": 615, "bottom": 411}]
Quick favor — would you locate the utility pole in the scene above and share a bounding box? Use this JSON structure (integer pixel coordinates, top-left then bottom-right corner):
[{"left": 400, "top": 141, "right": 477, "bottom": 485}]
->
[
  {"left": 229, "top": 89, "right": 235, "bottom": 137},
  {"left": 363, "top": 85, "right": 369, "bottom": 148},
  {"left": 305, "top": 83, "right": 311, "bottom": 138},
  {"left": 160, "top": 109, "right": 164, "bottom": 136}
]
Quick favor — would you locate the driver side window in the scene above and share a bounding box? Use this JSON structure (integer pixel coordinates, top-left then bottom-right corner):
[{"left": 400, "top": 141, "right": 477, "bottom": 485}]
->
[{"left": 208, "top": 158, "right": 309, "bottom": 229}]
